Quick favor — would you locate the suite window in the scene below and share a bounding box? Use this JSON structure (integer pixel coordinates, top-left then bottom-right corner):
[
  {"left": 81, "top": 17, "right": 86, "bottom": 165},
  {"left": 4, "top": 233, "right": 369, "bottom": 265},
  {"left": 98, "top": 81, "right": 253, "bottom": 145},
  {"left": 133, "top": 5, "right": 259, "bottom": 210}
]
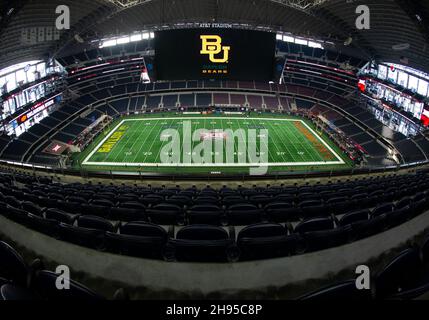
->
[
  {"left": 397, "top": 71, "right": 408, "bottom": 88},
  {"left": 15, "top": 69, "right": 26, "bottom": 87},
  {"left": 0, "top": 76, "right": 6, "bottom": 94},
  {"left": 5, "top": 73, "right": 16, "bottom": 92},
  {"left": 412, "top": 102, "right": 423, "bottom": 119},
  {"left": 408, "top": 75, "right": 418, "bottom": 92},
  {"left": 37, "top": 62, "right": 46, "bottom": 78},
  {"left": 378, "top": 65, "right": 387, "bottom": 80},
  {"left": 16, "top": 93, "right": 26, "bottom": 108},
  {"left": 403, "top": 98, "right": 411, "bottom": 112},
  {"left": 417, "top": 79, "right": 428, "bottom": 97},
  {"left": 387, "top": 67, "right": 397, "bottom": 83},
  {"left": 26, "top": 65, "right": 37, "bottom": 83}
]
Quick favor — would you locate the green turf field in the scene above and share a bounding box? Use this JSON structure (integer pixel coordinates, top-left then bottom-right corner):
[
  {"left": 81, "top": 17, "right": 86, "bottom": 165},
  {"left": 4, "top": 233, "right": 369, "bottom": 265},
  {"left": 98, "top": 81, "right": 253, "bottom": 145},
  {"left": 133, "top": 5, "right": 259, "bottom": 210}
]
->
[{"left": 76, "top": 113, "right": 352, "bottom": 175}]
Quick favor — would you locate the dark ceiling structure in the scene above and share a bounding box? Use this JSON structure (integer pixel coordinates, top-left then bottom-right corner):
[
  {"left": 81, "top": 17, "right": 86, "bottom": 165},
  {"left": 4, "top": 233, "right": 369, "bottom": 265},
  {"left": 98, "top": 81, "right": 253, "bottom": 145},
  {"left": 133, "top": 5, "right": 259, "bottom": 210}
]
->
[{"left": 0, "top": 0, "right": 428, "bottom": 73}]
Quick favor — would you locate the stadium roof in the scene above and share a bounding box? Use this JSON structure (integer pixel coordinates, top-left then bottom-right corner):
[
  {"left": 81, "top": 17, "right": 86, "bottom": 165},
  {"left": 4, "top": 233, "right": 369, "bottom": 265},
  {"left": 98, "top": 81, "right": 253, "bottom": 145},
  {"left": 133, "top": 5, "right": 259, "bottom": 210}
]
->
[{"left": 1, "top": 0, "right": 429, "bottom": 73}]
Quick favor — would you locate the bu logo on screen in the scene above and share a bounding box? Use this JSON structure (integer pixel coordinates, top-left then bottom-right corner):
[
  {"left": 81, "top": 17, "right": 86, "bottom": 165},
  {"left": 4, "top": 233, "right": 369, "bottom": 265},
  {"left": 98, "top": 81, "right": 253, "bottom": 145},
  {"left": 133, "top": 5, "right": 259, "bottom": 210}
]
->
[{"left": 200, "top": 35, "right": 231, "bottom": 63}]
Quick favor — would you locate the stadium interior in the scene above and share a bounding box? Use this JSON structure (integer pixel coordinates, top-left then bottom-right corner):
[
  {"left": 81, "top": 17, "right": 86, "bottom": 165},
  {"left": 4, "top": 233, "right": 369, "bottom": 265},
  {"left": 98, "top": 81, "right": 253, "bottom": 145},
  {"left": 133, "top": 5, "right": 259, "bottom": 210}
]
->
[{"left": 1, "top": 0, "right": 429, "bottom": 303}]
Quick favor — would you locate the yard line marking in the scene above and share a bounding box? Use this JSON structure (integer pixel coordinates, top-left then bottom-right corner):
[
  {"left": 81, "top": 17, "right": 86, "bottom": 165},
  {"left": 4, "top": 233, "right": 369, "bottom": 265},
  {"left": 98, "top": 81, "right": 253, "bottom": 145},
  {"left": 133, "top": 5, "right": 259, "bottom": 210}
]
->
[
  {"left": 154, "top": 118, "right": 173, "bottom": 164},
  {"left": 82, "top": 117, "right": 345, "bottom": 166},
  {"left": 131, "top": 120, "right": 153, "bottom": 163},
  {"left": 103, "top": 121, "right": 135, "bottom": 163},
  {"left": 250, "top": 118, "right": 274, "bottom": 162},
  {"left": 280, "top": 121, "right": 317, "bottom": 163},
  {"left": 83, "top": 120, "right": 125, "bottom": 164},
  {"left": 235, "top": 118, "right": 249, "bottom": 163},
  {"left": 267, "top": 120, "right": 297, "bottom": 163},
  {"left": 82, "top": 161, "right": 345, "bottom": 167},
  {"left": 140, "top": 119, "right": 161, "bottom": 163},
  {"left": 300, "top": 120, "right": 344, "bottom": 164},
  {"left": 113, "top": 120, "right": 144, "bottom": 163},
  {"left": 228, "top": 118, "right": 239, "bottom": 165}
]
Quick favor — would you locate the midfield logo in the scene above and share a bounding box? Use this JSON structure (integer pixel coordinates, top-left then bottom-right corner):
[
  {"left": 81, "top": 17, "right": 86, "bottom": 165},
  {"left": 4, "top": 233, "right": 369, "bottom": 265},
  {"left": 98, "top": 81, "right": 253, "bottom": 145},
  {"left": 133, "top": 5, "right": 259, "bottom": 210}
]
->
[
  {"left": 200, "top": 35, "right": 231, "bottom": 63},
  {"left": 160, "top": 120, "right": 269, "bottom": 176}
]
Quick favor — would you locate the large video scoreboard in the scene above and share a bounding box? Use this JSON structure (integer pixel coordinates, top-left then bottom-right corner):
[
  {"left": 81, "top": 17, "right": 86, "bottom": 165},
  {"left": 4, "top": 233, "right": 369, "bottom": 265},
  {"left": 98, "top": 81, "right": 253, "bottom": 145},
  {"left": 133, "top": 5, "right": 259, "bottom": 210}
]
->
[{"left": 154, "top": 29, "right": 276, "bottom": 81}]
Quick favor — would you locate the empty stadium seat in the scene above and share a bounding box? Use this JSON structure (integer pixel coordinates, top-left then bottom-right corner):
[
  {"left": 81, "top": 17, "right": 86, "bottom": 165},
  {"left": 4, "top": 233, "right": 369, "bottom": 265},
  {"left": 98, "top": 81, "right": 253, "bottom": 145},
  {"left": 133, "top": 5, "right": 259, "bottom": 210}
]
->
[
  {"left": 167, "top": 225, "right": 236, "bottom": 262},
  {"left": 326, "top": 197, "right": 350, "bottom": 215},
  {"left": 371, "top": 203, "right": 395, "bottom": 217},
  {"left": 21, "top": 201, "right": 44, "bottom": 216},
  {"left": 77, "top": 215, "right": 118, "bottom": 232},
  {"left": 105, "top": 222, "right": 168, "bottom": 259},
  {"left": 298, "top": 280, "right": 373, "bottom": 300},
  {"left": 0, "top": 241, "right": 28, "bottom": 286},
  {"left": 385, "top": 206, "right": 413, "bottom": 228},
  {"left": 45, "top": 208, "right": 79, "bottom": 225},
  {"left": 0, "top": 284, "right": 38, "bottom": 300},
  {"left": 237, "top": 223, "right": 302, "bottom": 260},
  {"left": 294, "top": 217, "right": 334, "bottom": 234},
  {"left": 25, "top": 213, "right": 59, "bottom": 237},
  {"left": 80, "top": 203, "right": 110, "bottom": 218},
  {"left": 338, "top": 209, "right": 369, "bottom": 227},
  {"left": 165, "top": 195, "right": 193, "bottom": 207},
  {"left": 32, "top": 270, "right": 104, "bottom": 300},
  {"left": 109, "top": 206, "right": 146, "bottom": 222},
  {"left": 302, "top": 225, "right": 352, "bottom": 253},
  {"left": 226, "top": 203, "right": 262, "bottom": 225},
  {"left": 375, "top": 248, "right": 429, "bottom": 299},
  {"left": 57, "top": 223, "right": 105, "bottom": 249},
  {"left": 188, "top": 205, "right": 224, "bottom": 225},
  {"left": 350, "top": 214, "right": 388, "bottom": 240},
  {"left": 265, "top": 205, "right": 302, "bottom": 223},
  {"left": 299, "top": 200, "right": 328, "bottom": 219},
  {"left": 147, "top": 203, "right": 184, "bottom": 225}
]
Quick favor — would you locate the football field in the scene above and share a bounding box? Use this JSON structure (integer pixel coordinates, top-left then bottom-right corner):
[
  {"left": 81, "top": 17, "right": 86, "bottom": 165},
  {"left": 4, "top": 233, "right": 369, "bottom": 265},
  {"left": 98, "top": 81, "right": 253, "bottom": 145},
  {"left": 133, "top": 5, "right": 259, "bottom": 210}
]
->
[{"left": 78, "top": 114, "right": 351, "bottom": 175}]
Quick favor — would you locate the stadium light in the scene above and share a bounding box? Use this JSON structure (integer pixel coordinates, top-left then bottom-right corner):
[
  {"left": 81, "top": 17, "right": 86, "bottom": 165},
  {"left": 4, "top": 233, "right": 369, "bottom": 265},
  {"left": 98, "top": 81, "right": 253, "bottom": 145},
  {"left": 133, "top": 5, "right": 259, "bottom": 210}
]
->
[
  {"left": 308, "top": 41, "right": 323, "bottom": 49},
  {"left": 283, "top": 35, "right": 295, "bottom": 43},
  {"left": 116, "top": 36, "right": 130, "bottom": 44},
  {"left": 100, "top": 39, "right": 117, "bottom": 48},
  {"left": 130, "top": 33, "right": 143, "bottom": 42},
  {"left": 99, "top": 30, "right": 154, "bottom": 48},
  {"left": 277, "top": 33, "right": 325, "bottom": 49},
  {"left": 295, "top": 38, "right": 308, "bottom": 46}
]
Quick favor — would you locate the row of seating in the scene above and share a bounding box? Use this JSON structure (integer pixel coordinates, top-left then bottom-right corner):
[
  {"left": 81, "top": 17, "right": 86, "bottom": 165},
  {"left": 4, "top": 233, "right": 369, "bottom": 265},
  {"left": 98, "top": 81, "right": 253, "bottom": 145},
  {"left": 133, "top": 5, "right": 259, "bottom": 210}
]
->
[
  {"left": 20, "top": 171, "right": 426, "bottom": 196},
  {"left": 1, "top": 104, "right": 81, "bottom": 162},
  {"left": 2, "top": 169, "right": 426, "bottom": 192},
  {"left": 1, "top": 188, "right": 428, "bottom": 262},
  {"left": 277, "top": 41, "right": 366, "bottom": 69},
  {"left": 299, "top": 236, "right": 429, "bottom": 300},
  {"left": 1, "top": 188, "right": 426, "bottom": 226},
  {"left": 0, "top": 241, "right": 106, "bottom": 300},
  {"left": 1, "top": 173, "right": 427, "bottom": 226},
  {"left": 339, "top": 101, "right": 429, "bottom": 162},
  {"left": 2, "top": 232, "right": 429, "bottom": 300}
]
